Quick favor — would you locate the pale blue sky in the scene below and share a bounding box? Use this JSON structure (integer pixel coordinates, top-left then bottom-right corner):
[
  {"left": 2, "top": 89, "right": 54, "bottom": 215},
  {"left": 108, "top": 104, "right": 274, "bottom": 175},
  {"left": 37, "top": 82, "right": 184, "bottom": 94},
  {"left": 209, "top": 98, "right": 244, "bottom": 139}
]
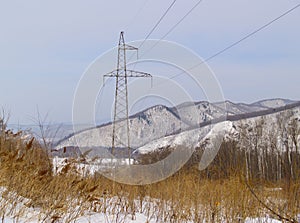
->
[{"left": 1, "top": 0, "right": 299, "bottom": 124}]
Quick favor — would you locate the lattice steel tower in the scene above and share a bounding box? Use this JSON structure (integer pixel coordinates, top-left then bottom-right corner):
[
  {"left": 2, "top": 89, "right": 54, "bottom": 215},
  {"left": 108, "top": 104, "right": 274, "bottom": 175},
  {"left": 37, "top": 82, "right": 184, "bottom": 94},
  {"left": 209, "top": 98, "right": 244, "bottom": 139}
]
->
[{"left": 104, "top": 31, "right": 152, "bottom": 160}]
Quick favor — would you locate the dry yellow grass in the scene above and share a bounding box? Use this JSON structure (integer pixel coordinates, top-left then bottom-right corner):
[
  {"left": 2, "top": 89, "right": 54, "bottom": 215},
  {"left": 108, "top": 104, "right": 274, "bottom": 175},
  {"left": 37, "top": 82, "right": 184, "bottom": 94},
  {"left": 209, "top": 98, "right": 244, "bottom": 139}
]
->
[{"left": 0, "top": 122, "right": 299, "bottom": 222}]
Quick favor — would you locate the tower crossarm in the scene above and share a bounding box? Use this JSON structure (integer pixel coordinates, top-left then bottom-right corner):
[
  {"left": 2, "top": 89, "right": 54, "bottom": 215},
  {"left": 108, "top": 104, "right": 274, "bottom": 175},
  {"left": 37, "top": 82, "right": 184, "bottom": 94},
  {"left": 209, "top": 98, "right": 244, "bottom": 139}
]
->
[
  {"left": 104, "top": 69, "right": 152, "bottom": 78},
  {"left": 121, "top": 44, "right": 138, "bottom": 51},
  {"left": 126, "top": 70, "right": 152, "bottom": 78}
]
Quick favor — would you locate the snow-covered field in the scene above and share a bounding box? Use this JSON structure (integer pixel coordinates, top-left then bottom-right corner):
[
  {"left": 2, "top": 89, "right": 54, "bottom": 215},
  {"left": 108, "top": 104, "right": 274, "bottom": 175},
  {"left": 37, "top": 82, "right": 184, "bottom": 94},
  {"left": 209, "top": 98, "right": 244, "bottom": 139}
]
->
[{"left": 1, "top": 186, "right": 293, "bottom": 223}]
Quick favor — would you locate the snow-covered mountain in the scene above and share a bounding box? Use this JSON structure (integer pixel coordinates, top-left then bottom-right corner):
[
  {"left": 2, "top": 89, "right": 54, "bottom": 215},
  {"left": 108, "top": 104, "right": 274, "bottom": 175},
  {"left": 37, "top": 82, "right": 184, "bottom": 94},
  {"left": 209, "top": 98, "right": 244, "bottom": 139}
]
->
[
  {"left": 134, "top": 101, "right": 300, "bottom": 164},
  {"left": 54, "top": 98, "right": 299, "bottom": 159}
]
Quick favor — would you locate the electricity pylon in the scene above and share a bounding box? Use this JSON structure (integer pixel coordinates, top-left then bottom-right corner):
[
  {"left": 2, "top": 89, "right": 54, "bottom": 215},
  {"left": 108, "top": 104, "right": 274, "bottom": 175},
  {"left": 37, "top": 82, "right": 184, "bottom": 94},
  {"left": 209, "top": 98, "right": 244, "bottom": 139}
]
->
[{"left": 104, "top": 31, "right": 152, "bottom": 161}]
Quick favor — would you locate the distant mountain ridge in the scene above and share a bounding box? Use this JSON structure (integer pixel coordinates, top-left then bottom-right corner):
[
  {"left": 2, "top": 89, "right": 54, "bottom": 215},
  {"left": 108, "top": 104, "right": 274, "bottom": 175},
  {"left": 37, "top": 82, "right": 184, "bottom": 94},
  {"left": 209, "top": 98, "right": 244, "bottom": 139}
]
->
[{"left": 55, "top": 98, "right": 299, "bottom": 154}]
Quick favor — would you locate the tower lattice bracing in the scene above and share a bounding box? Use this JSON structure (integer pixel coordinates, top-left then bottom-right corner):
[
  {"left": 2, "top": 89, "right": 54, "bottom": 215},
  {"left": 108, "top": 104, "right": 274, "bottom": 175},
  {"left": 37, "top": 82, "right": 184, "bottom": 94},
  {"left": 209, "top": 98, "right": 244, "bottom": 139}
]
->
[{"left": 104, "top": 31, "right": 152, "bottom": 161}]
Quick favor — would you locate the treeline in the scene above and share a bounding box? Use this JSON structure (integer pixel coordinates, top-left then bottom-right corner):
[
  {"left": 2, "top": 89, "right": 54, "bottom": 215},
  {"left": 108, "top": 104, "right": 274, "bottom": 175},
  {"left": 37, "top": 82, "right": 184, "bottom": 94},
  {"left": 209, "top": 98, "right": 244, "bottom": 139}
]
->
[
  {"left": 190, "top": 110, "right": 300, "bottom": 183},
  {"left": 197, "top": 139, "right": 300, "bottom": 183}
]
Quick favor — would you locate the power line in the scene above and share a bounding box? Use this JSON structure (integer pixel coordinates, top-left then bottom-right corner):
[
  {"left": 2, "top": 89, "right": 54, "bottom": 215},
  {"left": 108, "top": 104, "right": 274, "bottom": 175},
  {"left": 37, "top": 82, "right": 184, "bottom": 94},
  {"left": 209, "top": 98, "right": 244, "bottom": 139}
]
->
[
  {"left": 140, "top": 0, "right": 204, "bottom": 58},
  {"left": 130, "top": 0, "right": 205, "bottom": 111},
  {"left": 131, "top": 0, "right": 204, "bottom": 70},
  {"left": 128, "top": 2, "right": 300, "bottom": 113},
  {"left": 166, "top": 2, "right": 300, "bottom": 82},
  {"left": 163, "top": 0, "right": 204, "bottom": 39},
  {"left": 138, "top": 0, "right": 177, "bottom": 49},
  {"left": 127, "top": 0, "right": 178, "bottom": 67}
]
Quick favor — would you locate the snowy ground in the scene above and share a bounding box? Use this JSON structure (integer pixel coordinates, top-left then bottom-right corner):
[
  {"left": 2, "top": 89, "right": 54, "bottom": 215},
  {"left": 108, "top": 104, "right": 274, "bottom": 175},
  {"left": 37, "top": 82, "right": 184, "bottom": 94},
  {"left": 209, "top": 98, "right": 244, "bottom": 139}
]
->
[{"left": 2, "top": 185, "right": 298, "bottom": 223}]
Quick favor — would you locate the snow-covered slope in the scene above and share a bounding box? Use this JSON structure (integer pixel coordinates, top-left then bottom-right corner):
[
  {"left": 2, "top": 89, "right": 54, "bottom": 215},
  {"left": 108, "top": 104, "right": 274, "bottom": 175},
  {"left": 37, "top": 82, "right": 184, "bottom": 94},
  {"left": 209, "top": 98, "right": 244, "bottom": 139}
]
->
[
  {"left": 57, "top": 105, "right": 184, "bottom": 149},
  {"left": 133, "top": 106, "right": 300, "bottom": 162},
  {"left": 55, "top": 99, "right": 299, "bottom": 157}
]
